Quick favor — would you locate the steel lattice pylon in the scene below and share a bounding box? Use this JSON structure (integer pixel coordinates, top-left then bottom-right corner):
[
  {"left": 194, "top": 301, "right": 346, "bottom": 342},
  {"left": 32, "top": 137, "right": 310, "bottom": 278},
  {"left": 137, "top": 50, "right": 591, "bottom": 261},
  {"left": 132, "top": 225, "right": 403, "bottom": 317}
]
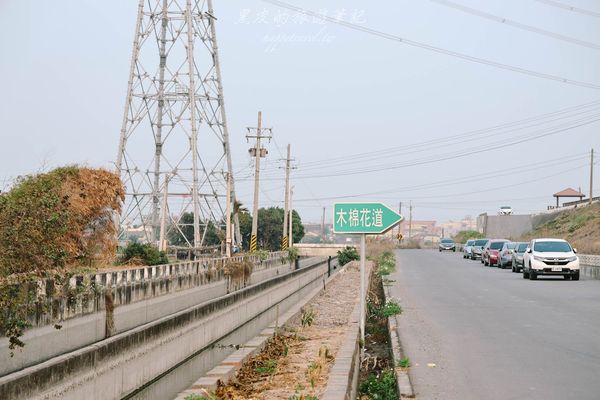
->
[{"left": 116, "top": 0, "right": 236, "bottom": 250}]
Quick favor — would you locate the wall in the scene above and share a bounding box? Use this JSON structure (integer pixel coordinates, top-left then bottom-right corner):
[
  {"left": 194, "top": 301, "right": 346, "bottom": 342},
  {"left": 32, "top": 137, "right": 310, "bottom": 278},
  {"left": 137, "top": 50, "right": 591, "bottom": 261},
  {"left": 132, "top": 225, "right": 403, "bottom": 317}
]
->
[
  {"left": 478, "top": 214, "right": 533, "bottom": 239},
  {"left": 0, "top": 258, "right": 331, "bottom": 400}
]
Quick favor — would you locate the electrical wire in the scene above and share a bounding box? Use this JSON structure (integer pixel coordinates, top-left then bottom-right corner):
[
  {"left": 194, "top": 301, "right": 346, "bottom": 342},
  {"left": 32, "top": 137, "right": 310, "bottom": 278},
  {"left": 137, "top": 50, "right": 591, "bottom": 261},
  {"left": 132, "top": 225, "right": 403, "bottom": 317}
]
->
[
  {"left": 534, "top": 0, "right": 600, "bottom": 18},
  {"left": 429, "top": 0, "right": 600, "bottom": 51},
  {"left": 261, "top": 0, "right": 600, "bottom": 90},
  {"left": 267, "top": 114, "right": 600, "bottom": 180}
]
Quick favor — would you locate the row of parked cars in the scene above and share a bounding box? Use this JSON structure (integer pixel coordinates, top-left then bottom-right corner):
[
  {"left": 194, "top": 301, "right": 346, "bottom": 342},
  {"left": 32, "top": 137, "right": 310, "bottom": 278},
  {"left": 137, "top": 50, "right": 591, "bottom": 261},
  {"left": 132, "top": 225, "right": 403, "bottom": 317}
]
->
[{"left": 459, "top": 237, "right": 581, "bottom": 280}]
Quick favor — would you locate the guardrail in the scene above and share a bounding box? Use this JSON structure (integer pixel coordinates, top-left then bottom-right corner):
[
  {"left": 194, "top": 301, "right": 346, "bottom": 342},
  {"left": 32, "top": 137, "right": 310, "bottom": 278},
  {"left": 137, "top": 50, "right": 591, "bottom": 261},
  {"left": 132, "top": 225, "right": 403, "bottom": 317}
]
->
[{"left": 22, "top": 252, "right": 289, "bottom": 329}]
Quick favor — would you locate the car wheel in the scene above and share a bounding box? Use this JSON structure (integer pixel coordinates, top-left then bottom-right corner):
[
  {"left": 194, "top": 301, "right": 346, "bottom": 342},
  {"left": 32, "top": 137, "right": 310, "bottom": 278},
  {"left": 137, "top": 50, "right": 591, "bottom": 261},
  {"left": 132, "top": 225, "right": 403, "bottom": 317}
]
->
[
  {"left": 572, "top": 272, "right": 580, "bottom": 281},
  {"left": 529, "top": 269, "right": 537, "bottom": 280},
  {"left": 523, "top": 268, "right": 529, "bottom": 279},
  {"left": 563, "top": 275, "right": 571, "bottom": 280}
]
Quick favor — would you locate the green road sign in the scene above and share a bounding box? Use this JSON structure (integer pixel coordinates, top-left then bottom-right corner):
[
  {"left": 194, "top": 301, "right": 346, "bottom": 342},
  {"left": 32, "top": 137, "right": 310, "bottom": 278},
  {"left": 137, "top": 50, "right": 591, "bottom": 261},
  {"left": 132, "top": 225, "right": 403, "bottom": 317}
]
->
[{"left": 333, "top": 203, "right": 403, "bottom": 234}]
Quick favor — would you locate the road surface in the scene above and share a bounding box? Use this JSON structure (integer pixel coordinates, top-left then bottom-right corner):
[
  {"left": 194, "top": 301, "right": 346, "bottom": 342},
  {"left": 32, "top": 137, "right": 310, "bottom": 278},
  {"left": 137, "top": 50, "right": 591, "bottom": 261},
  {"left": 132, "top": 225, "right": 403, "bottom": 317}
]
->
[{"left": 389, "top": 249, "right": 600, "bottom": 400}]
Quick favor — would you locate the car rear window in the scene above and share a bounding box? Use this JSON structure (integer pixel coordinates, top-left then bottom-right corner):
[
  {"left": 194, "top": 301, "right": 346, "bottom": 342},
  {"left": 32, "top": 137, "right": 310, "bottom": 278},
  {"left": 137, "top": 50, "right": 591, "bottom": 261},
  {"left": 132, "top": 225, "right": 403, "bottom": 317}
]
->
[
  {"left": 474, "top": 239, "right": 488, "bottom": 246},
  {"left": 533, "top": 241, "right": 572, "bottom": 252},
  {"left": 490, "top": 241, "right": 506, "bottom": 250},
  {"left": 466, "top": 240, "right": 475, "bottom": 245},
  {"left": 516, "top": 243, "right": 528, "bottom": 252}
]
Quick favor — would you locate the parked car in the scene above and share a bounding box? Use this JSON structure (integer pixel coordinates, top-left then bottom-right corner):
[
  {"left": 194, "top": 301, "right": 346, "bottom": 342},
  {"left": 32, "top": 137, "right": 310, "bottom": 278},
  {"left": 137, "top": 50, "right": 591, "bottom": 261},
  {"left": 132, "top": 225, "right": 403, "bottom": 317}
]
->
[
  {"left": 439, "top": 238, "right": 456, "bottom": 252},
  {"left": 498, "top": 242, "right": 517, "bottom": 268},
  {"left": 463, "top": 239, "right": 476, "bottom": 259},
  {"left": 482, "top": 239, "right": 509, "bottom": 267},
  {"left": 511, "top": 242, "right": 528, "bottom": 273},
  {"left": 470, "top": 239, "right": 489, "bottom": 260},
  {"left": 523, "top": 238, "right": 580, "bottom": 280},
  {"left": 499, "top": 206, "right": 513, "bottom": 215}
]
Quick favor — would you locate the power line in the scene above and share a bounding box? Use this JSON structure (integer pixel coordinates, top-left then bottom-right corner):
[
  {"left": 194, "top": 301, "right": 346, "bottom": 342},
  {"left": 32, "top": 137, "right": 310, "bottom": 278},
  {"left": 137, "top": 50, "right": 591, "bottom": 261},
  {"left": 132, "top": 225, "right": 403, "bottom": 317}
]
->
[
  {"left": 430, "top": 0, "right": 600, "bottom": 51},
  {"left": 277, "top": 114, "right": 600, "bottom": 179},
  {"left": 262, "top": 0, "right": 600, "bottom": 90},
  {"left": 534, "top": 0, "right": 600, "bottom": 18},
  {"left": 292, "top": 106, "right": 600, "bottom": 173},
  {"left": 291, "top": 153, "right": 588, "bottom": 202}
]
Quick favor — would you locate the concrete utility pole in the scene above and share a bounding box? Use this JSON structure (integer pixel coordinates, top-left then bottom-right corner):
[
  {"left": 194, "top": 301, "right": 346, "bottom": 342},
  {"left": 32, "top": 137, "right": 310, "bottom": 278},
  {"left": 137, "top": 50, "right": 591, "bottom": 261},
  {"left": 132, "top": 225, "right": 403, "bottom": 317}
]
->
[
  {"left": 321, "top": 207, "right": 326, "bottom": 242},
  {"left": 246, "top": 111, "right": 272, "bottom": 252},
  {"left": 398, "top": 201, "right": 402, "bottom": 237},
  {"left": 282, "top": 144, "right": 292, "bottom": 250},
  {"left": 590, "top": 148, "right": 594, "bottom": 205},
  {"left": 408, "top": 202, "right": 413, "bottom": 242},
  {"left": 289, "top": 186, "right": 294, "bottom": 248}
]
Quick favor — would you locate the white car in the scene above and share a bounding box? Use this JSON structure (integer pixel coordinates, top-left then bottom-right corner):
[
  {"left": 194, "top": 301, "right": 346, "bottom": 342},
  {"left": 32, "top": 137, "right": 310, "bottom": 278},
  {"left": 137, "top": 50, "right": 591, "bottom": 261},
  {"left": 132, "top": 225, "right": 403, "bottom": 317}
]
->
[
  {"left": 499, "top": 206, "right": 513, "bottom": 215},
  {"left": 523, "top": 238, "right": 580, "bottom": 280}
]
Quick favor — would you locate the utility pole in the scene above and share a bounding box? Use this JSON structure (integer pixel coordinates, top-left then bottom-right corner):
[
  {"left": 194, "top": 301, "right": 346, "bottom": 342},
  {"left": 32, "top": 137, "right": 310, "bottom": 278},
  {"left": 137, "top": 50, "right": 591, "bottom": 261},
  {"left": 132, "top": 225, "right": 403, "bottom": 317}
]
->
[
  {"left": 408, "top": 201, "right": 413, "bottom": 242},
  {"left": 246, "top": 111, "right": 272, "bottom": 252},
  {"left": 398, "top": 201, "right": 402, "bottom": 238},
  {"left": 282, "top": 144, "right": 293, "bottom": 250},
  {"left": 321, "top": 207, "right": 326, "bottom": 242},
  {"left": 225, "top": 172, "right": 232, "bottom": 257},
  {"left": 289, "top": 186, "right": 294, "bottom": 248},
  {"left": 590, "top": 148, "right": 594, "bottom": 205}
]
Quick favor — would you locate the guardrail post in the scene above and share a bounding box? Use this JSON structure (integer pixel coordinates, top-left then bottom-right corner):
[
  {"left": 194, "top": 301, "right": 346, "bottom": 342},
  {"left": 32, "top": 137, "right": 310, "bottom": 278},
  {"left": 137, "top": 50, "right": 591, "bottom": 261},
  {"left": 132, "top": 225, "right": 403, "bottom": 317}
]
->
[{"left": 328, "top": 256, "right": 331, "bottom": 277}]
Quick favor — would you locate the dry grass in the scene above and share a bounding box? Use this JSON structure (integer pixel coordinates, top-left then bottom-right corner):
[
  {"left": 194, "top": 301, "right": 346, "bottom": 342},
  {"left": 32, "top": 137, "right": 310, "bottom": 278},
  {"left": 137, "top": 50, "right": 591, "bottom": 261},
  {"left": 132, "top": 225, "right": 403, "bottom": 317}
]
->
[{"left": 522, "top": 203, "right": 600, "bottom": 254}]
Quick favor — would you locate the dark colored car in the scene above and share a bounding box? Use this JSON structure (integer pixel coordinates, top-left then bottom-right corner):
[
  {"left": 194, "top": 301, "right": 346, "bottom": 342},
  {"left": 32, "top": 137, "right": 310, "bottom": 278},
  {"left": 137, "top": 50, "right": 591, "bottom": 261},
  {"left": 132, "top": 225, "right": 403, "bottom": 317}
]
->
[
  {"left": 498, "top": 242, "right": 517, "bottom": 268},
  {"left": 439, "top": 238, "right": 456, "bottom": 252},
  {"left": 482, "top": 239, "right": 509, "bottom": 267},
  {"left": 511, "top": 242, "right": 528, "bottom": 272},
  {"left": 470, "top": 239, "right": 489, "bottom": 260}
]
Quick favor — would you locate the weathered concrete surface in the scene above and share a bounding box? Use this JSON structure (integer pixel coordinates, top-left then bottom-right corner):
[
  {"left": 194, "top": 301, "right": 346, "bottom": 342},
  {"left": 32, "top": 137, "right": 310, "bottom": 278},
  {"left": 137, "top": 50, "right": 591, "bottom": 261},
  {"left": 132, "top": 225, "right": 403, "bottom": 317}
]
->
[
  {"left": 0, "top": 259, "right": 331, "bottom": 400},
  {"left": 0, "top": 259, "right": 299, "bottom": 377},
  {"left": 295, "top": 243, "right": 355, "bottom": 257},
  {"left": 478, "top": 213, "right": 533, "bottom": 239},
  {"left": 389, "top": 249, "right": 600, "bottom": 400}
]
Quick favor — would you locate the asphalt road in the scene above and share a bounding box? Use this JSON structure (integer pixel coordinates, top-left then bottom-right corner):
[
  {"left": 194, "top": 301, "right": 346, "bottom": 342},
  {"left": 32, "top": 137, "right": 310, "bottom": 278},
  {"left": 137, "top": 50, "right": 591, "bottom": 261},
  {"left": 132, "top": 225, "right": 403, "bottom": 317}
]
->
[{"left": 388, "top": 249, "right": 600, "bottom": 400}]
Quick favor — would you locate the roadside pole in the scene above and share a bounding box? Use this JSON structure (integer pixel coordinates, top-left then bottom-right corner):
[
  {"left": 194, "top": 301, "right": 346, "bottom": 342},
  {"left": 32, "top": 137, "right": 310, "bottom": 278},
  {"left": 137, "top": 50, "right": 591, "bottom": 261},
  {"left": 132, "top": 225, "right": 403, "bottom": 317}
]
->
[{"left": 360, "top": 233, "right": 366, "bottom": 347}]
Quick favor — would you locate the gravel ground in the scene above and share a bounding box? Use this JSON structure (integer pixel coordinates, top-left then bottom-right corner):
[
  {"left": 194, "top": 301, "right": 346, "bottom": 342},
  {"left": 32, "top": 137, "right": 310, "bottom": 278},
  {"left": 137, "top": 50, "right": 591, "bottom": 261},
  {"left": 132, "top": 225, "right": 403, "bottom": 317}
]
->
[{"left": 218, "top": 262, "right": 364, "bottom": 399}]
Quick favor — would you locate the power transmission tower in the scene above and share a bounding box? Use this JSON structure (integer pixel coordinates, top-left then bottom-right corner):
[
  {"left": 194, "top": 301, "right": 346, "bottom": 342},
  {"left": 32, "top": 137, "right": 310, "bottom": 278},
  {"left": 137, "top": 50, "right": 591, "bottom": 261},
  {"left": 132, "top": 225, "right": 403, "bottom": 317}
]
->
[
  {"left": 246, "top": 111, "right": 272, "bottom": 251},
  {"left": 115, "top": 0, "right": 236, "bottom": 254}
]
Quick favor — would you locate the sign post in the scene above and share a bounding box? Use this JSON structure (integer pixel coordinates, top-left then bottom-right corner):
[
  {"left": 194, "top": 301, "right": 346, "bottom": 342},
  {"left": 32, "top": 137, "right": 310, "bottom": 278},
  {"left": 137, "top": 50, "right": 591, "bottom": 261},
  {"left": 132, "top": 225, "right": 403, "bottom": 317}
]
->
[{"left": 333, "top": 203, "right": 403, "bottom": 349}]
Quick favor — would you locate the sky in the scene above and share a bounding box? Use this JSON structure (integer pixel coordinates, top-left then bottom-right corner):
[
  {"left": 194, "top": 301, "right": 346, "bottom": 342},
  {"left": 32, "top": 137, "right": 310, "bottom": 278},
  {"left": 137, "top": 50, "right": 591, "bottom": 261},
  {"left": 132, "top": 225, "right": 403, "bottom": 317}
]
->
[{"left": 1, "top": 0, "right": 599, "bottom": 225}]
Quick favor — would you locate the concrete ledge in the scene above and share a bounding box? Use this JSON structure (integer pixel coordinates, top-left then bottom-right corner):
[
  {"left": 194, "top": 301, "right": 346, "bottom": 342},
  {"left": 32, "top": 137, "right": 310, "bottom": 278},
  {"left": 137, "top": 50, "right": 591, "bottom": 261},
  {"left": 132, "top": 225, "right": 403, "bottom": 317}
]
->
[
  {"left": 384, "top": 283, "right": 414, "bottom": 398},
  {"left": 321, "top": 302, "right": 360, "bottom": 400},
  {"left": 0, "top": 259, "right": 332, "bottom": 400}
]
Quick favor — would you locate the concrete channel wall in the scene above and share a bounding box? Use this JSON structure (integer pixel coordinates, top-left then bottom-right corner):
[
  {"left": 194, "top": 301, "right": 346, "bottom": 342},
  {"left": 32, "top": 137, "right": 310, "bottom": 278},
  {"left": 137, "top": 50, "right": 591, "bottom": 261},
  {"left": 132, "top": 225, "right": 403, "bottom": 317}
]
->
[
  {"left": 0, "top": 257, "right": 333, "bottom": 400},
  {"left": 0, "top": 253, "right": 300, "bottom": 377}
]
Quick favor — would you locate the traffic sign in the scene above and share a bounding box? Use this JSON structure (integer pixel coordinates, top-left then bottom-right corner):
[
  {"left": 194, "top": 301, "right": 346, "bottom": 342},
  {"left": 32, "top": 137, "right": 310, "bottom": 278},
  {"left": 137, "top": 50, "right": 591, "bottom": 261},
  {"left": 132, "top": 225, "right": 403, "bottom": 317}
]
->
[{"left": 333, "top": 202, "right": 403, "bottom": 234}]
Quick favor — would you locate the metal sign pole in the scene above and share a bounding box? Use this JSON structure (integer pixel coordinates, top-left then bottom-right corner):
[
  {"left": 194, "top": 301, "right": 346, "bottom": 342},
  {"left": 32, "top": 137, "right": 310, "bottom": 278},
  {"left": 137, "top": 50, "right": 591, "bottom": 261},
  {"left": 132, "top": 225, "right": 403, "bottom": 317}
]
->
[{"left": 360, "top": 233, "right": 366, "bottom": 347}]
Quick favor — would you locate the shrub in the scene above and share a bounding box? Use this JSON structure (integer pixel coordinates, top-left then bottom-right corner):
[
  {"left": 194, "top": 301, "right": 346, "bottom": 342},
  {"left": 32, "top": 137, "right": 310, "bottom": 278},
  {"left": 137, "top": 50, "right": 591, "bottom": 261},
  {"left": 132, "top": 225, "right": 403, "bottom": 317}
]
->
[
  {"left": 359, "top": 369, "right": 398, "bottom": 400},
  {"left": 337, "top": 246, "right": 359, "bottom": 266},
  {"left": 119, "top": 242, "right": 168, "bottom": 266}
]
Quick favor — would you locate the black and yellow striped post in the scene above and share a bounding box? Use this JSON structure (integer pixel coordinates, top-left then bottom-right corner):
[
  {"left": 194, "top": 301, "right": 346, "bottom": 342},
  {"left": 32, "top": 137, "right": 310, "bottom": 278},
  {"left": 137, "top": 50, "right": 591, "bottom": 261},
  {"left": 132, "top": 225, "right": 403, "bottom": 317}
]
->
[
  {"left": 250, "top": 234, "right": 258, "bottom": 252},
  {"left": 281, "top": 235, "right": 289, "bottom": 251}
]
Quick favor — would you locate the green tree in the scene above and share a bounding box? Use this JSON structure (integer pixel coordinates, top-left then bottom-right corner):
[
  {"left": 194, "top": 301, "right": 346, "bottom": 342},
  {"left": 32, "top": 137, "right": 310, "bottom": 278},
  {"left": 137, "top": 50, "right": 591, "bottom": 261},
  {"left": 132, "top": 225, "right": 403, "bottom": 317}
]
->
[
  {"left": 167, "top": 212, "right": 223, "bottom": 247},
  {"left": 453, "top": 230, "right": 483, "bottom": 243},
  {"left": 238, "top": 207, "right": 305, "bottom": 251}
]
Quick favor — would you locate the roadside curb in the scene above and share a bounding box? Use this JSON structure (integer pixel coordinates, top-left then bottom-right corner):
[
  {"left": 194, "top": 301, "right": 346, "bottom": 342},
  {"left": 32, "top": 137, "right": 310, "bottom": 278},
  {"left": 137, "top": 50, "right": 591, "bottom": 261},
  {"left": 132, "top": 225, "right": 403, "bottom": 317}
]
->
[{"left": 383, "top": 281, "right": 415, "bottom": 398}]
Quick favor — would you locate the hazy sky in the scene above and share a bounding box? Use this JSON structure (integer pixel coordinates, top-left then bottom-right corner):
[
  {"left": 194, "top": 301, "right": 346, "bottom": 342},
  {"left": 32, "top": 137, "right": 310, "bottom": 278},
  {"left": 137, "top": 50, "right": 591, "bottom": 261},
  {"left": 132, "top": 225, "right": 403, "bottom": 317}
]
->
[{"left": 1, "top": 0, "right": 599, "bottom": 224}]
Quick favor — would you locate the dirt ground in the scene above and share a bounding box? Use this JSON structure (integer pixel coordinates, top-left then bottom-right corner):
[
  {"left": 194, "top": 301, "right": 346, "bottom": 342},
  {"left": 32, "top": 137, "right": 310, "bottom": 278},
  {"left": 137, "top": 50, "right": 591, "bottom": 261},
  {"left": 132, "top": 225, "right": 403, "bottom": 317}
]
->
[{"left": 216, "top": 262, "right": 363, "bottom": 399}]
